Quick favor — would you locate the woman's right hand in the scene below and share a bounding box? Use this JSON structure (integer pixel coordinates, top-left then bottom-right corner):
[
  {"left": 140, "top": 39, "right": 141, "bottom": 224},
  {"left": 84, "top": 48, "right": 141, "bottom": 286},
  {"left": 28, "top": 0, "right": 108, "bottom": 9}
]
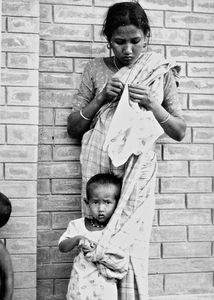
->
[{"left": 103, "top": 77, "right": 124, "bottom": 101}]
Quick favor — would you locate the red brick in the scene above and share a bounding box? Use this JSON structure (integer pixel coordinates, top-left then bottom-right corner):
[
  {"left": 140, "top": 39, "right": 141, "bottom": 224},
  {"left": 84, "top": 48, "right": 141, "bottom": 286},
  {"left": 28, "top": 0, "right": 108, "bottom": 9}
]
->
[
  {"left": 14, "top": 272, "right": 36, "bottom": 288},
  {"left": 38, "top": 162, "right": 81, "bottom": 178},
  {"left": 167, "top": 46, "right": 214, "bottom": 62},
  {"left": 189, "top": 94, "right": 214, "bottom": 110},
  {"left": 159, "top": 209, "right": 211, "bottom": 225},
  {"left": 191, "top": 30, "right": 214, "bottom": 47},
  {"left": 163, "top": 242, "right": 211, "bottom": 258},
  {"left": 183, "top": 111, "right": 214, "bottom": 127},
  {"left": 13, "top": 288, "right": 36, "bottom": 300},
  {"left": 37, "top": 263, "right": 72, "bottom": 279},
  {"left": 149, "top": 257, "right": 214, "bottom": 274},
  {"left": 10, "top": 198, "right": 36, "bottom": 216},
  {"left": 39, "top": 72, "right": 80, "bottom": 89},
  {"left": 151, "top": 226, "right": 187, "bottom": 242},
  {"left": 161, "top": 177, "right": 212, "bottom": 193},
  {"left": 39, "top": 90, "right": 77, "bottom": 108},
  {"left": 54, "top": 5, "right": 106, "bottom": 25},
  {"left": 40, "top": 40, "right": 54, "bottom": 56},
  {"left": 7, "top": 125, "right": 38, "bottom": 144},
  {"left": 188, "top": 63, "right": 214, "bottom": 77},
  {"left": 7, "top": 53, "right": 39, "bottom": 69},
  {"left": 37, "top": 195, "right": 81, "bottom": 212},
  {"left": 166, "top": 12, "right": 214, "bottom": 30},
  {"left": 51, "top": 179, "right": 81, "bottom": 194},
  {"left": 194, "top": 0, "right": 214, "bottom": 13},
  {"left": 2, "top": 33, "right": 39, "bottom": 52},
  {"left": 40, "top": 4, "right": 52, "bottom": 23},
  {"left": 187, "top": 194, "right": 214, "bottom": 208},
  {"left": 190, "top": 161, "right": 214, "bottom": 176},
  {"left": 52, "top": 212, "right": 81, "bottom": 229},
  {"left": 39, "top": 58, "right": 73, "bottom": 72},
  {"left": 0, "top": 216, "right": 36, "bottom": 238},
  {"left": 8, "top": 17, "right": 39, "bottom": 33},
  {"left": 40, "top": 23, "right": 92, "bottom": 41},
  {"left": 7, "top": 86, "right": 38, "bottom": 106},
  {"left": 165, "top": 272, "right": 213, "bottom": 293},
  {"left": 6, "top": 238, "right": 36, "bottom": 254},
  {"left": 163, "top": 144, "right": 213, "bottom": 160},
  {"left": 2, "top": 0, "right": 39, "bottom": 17}
]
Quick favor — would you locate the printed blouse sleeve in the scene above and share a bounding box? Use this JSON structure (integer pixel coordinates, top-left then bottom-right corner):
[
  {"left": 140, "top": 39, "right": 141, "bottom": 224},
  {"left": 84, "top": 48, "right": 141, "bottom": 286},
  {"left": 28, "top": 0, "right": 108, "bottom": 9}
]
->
[
  {"left": 162, "top": 69, "right": 183, "bottom": 118},
  {"left": 72, "top": 60, "right": 95, "bottom": 112},
  {"left": 58, "top": 221, "right": 79, "bottom": 245}
]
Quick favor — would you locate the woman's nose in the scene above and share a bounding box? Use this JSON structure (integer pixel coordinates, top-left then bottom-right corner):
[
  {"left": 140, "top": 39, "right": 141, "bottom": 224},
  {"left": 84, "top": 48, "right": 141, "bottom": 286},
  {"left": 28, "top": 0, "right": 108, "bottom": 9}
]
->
[{"left": 123, "top": 43, "right": 132, "bottom": 54}]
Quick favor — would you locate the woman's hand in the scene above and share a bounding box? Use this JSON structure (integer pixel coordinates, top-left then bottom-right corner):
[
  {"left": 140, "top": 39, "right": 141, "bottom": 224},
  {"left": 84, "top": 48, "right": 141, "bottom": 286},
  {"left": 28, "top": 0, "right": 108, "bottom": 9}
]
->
[
  {"left": 128, "top": 83, "right": 158, "bottom": 111},
  {"left": 104, "top": 77, "right": 124, "bottom": 101}
]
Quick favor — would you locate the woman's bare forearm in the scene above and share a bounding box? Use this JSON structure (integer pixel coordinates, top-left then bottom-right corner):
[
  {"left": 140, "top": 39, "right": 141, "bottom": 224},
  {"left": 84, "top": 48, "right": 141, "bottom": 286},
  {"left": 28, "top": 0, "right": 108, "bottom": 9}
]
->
[
  {"left": 152, "top": 103, "right": 186, "bottom": 141},
  {"left": 67, "top": 92, "right": 106, "bottom": 139}
]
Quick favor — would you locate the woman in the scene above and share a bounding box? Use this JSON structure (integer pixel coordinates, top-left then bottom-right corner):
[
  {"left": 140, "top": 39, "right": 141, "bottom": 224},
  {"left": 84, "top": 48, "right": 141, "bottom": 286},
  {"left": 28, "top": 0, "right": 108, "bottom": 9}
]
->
[{"left": 67, "top": 2, "right": 186, "bottom": 299}]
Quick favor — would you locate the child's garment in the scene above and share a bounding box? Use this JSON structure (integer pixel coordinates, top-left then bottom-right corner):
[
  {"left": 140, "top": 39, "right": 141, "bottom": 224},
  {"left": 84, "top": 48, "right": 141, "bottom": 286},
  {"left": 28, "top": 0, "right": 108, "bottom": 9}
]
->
[{"left": 59, "top": 217, "right": 117, "bottom": 300}]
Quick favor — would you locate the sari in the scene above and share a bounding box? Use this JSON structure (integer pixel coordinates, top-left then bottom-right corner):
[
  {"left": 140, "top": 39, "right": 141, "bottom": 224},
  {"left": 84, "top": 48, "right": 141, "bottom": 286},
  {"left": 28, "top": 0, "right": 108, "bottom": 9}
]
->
[{"left": 79, "top": 52, "right": 180, "bottom": 299}]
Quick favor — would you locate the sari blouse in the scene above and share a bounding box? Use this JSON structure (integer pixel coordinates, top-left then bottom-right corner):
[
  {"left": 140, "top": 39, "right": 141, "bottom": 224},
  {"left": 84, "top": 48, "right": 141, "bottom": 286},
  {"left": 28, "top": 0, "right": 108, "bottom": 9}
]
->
[{"left": 72, "top": 56, "right": 183, "bottom": 118}]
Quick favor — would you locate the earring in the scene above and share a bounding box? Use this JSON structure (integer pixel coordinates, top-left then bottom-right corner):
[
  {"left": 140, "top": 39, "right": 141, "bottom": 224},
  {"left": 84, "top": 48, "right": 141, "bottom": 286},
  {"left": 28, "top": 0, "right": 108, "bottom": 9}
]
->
[{"left": 107, "top": 43, "right": 111, "bottom": 49}]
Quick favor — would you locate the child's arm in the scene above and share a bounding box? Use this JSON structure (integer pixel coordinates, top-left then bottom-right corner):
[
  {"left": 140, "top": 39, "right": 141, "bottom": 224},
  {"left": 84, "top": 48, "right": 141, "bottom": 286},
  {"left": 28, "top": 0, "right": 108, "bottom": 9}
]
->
[
  {"left": 59, "top": 235, "right": 85, "bottom": 252},
  {"left": 0, "top": 242, "right": 14, "bottom": 300}
]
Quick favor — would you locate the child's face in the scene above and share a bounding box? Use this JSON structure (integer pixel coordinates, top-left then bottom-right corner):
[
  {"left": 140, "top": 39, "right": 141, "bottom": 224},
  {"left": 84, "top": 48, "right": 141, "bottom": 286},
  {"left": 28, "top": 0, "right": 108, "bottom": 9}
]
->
[{"left": 88, "top": 183, "right": 119, "bottom": 224}]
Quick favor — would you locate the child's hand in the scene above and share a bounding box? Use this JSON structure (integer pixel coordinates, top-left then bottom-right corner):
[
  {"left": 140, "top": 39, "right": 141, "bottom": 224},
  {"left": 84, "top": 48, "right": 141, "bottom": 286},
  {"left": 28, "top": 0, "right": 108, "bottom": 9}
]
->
[{"left": 79, "top": 238, "right": 96, "bottom": 255}]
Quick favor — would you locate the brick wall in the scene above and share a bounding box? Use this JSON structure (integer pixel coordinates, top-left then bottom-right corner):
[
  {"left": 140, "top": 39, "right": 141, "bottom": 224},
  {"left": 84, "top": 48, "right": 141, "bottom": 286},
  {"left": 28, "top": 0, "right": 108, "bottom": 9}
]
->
[
  {"left": 37, "top": 0, "right": 214, "bottom": 299},
  {"left": 1, "top": 0, "right": 214, "bottom": 299},
  {"left": 0, "top": 0, "right": 39, "bottom": 299}
]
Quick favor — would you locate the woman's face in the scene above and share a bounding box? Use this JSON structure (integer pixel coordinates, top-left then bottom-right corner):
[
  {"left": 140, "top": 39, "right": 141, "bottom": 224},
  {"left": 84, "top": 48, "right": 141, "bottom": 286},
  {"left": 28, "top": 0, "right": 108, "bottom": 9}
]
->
[{"left": 110, "top": 24, "right": 147, "bottom": 67}]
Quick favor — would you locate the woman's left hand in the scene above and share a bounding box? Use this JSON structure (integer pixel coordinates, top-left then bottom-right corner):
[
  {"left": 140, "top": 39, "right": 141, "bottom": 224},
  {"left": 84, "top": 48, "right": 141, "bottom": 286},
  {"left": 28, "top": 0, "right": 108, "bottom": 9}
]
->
[{"left": 128, "top": 83, "right": 158, "bottom": 111}]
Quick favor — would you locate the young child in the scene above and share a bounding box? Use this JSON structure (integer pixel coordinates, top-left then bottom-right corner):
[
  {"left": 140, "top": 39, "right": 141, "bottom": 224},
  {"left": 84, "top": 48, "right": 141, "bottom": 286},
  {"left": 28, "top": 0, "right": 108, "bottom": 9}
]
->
[
  {"left": 58, "top": 173, "right": 122, "bottom": 300},
  {"left": 0, "top": 192, "right": 13, "bottom": 300}
]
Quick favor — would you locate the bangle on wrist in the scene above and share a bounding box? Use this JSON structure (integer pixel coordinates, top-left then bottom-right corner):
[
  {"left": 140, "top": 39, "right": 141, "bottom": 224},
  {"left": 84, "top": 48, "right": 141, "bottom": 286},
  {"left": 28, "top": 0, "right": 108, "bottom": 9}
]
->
[
  {"left": 160, "top": 113, "right": 170, "bottom": 124},
  {"left": 80, "top": 109, "right": 90, "bottom": 121}
]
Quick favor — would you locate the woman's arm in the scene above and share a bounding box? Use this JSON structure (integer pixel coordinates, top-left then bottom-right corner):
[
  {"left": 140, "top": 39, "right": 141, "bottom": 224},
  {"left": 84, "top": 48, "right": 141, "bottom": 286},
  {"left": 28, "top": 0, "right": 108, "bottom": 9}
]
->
[
  {"left": 67, "top": 92, "right": 106, "bottom": 139},
  {"left": 0, "top": 242, "right": 14, "bottom": 300},
  {"left": 128, "top": 70, "right": 186, "bottom": 141},
  {"left": 149, "top": 103, "right": 186, "bottom": 141},
  {"left": 67, "top": 77, "right": 124, "bottom": 139}
]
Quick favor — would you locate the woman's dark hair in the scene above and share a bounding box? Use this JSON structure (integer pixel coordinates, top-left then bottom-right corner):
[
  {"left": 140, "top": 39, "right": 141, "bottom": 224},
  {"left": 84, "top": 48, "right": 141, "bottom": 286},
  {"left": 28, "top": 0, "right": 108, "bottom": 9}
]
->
[
  {"left": 102, "top": 1, "right": 151, "bottom": 42},
  {"left": 86, "top": 173, "right": 122, "bottom": 202},
  {"left": 0, "top": 192, "right": 12, "bottom": 228}
]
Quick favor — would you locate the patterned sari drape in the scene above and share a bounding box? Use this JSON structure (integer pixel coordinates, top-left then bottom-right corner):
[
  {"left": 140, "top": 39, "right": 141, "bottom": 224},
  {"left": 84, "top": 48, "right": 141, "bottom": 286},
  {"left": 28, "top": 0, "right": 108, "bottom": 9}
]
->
[{"left": 80, "top": 52, "right": 180, "bottom": 299}]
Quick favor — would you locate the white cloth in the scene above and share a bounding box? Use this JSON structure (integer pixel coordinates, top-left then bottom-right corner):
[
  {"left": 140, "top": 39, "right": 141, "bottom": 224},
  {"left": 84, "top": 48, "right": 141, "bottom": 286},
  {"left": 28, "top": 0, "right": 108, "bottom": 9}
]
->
[
  {"left": 59, "top": 218, "right": 117, "bottom": 300},
  {"left": 103, "top": 83, "right": 163, "bottom": 167},
  {"left": 103, "top": 52, "right": 179, "bottom": 167}
]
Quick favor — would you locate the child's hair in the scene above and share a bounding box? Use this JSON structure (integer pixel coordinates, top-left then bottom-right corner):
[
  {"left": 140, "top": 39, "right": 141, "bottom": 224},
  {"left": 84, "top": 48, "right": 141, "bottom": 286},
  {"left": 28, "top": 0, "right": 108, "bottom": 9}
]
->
[
  {"left": 102, "top": 1, "right": 151, "bottom": 42},
  {"left": 86, "top": 173, "right": 122, "bottom": 202},
  {"left": 0, "top": 192, "right": 12, "bottom": 228}
]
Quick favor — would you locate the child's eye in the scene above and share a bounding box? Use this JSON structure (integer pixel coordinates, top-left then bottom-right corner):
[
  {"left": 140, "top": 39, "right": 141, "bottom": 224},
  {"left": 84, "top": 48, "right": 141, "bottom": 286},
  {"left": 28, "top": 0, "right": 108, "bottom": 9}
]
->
[{"left": 91, "top": 200, "right": 98, "bottom": 204}]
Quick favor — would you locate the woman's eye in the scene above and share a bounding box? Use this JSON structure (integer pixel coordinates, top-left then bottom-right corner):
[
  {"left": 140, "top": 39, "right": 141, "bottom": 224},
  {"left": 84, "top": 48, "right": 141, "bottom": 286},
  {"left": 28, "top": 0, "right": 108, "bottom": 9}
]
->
[
  {"left": 132, "top": 38, "right": 141, "bottom": 44},
  {"left": 115, "top": 40, "right": 125, "bottom": 45}
]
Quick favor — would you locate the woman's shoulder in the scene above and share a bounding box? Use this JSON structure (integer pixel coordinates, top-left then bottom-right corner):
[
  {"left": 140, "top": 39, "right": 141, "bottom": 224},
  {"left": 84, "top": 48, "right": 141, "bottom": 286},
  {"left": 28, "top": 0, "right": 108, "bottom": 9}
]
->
[{"left": 85, "top": 57, "right": 106, "bottom": 70}]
